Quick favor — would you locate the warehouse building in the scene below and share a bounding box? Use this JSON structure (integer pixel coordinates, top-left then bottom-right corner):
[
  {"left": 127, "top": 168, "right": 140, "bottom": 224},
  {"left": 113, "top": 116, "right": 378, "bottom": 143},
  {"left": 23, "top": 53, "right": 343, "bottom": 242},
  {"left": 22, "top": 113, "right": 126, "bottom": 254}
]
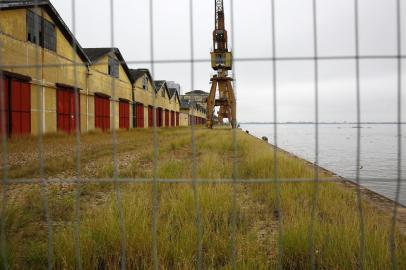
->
[
  {"left": 83, "top": 48, "right": 134, "bottom": 131},
  {"left": 181, "top": 90, "right": 209, "bottom": 110},
  {"left": 168, "top": 87, "right": 181, "bottom": 127},
  {"left": 179, "top": 100, "right": 207, "bottom": 126},
  {"left": 0, "top": 1, "right": 136, "bottom": 135},
  {"left": 130, "top": 69, "right": 181, "bottom": 128},
  {"left": 0, "top": 0, "right": 91, "bottom": 135},
  {"left": 0, "top": 0, "right": 201, "bottom": 137},
  {"left": 154, "top": 80, "right": 181, "bottom": 128}
]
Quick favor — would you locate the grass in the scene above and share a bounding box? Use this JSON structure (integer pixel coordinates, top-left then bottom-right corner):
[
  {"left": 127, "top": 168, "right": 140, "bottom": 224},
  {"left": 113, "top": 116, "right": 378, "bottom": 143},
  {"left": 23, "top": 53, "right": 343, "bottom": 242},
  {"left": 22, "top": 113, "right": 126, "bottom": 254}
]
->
[{"left": 0, "top": 127, "right": 405, "bottom": 269}]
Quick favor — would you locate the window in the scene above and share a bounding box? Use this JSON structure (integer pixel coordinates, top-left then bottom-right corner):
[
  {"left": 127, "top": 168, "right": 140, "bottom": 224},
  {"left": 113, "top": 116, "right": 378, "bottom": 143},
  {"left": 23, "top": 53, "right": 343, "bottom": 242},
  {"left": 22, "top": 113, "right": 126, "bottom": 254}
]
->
[
  {"left": 216, "top": 53, "right": 224, "bottom": 65},
  {"left": 161, "top": 88, "right": 165, "bottom": 98},
  {"left": 27, "top": 10, "right": 56, "bottom": 51},
  {"left": 43, "top": 19, "right": 56, "bottom": 51},
  {"left": 108, "top": 57, "right": 119, "bottom": 78},
  {"left": 142, "top": 75, "right": 148, "bottom": 90}
]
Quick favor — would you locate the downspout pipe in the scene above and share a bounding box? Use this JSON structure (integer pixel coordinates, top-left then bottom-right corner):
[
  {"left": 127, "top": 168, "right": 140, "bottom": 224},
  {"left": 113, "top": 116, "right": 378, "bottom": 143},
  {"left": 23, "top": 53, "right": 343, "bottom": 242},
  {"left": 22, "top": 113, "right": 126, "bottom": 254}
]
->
[
  {"left": 132, "top": 84, "right": 136, "bottom": 128},
  {"left": 86, "top": 64, "right": 90, "bottom": 132}
]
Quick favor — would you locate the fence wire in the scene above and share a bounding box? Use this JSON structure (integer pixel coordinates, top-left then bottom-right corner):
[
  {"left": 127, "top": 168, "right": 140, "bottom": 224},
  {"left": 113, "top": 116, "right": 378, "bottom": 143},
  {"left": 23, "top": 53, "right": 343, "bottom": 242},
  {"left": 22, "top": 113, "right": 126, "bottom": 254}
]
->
[{"left": 0, "top": 0, "right": 404, "bottom": 269}]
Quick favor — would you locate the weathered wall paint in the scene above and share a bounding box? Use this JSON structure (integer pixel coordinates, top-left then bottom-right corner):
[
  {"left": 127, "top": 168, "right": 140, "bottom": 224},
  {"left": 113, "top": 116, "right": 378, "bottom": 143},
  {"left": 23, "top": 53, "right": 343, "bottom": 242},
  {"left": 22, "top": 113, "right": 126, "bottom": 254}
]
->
[{"left": 87, "top": 53, "right": 133, "bottom": 130}]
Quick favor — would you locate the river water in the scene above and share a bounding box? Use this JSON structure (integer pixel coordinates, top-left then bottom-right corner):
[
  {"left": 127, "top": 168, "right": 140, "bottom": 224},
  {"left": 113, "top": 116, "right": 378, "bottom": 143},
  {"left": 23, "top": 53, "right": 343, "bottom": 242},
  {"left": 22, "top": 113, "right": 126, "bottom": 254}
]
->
[{"left": 240, "top": 123, "right": 406, "bottom": 205}]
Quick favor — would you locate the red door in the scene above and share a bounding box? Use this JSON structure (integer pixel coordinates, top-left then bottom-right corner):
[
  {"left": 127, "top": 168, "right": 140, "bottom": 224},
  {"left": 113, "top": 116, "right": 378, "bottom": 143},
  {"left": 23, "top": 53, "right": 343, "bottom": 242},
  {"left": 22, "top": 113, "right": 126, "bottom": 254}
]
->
[
  {"left": 95, "top": 95, "right": 110, "bottom": 131},
  {"left": 0, "top": 77, "right": 9, "bottom": 137},
  {"left": 57, "top": 87, "right": 80, "bottom": 133},
  {"left": 171, "top": 111, "right": 175, "bottom": 127},
  {"left": 119, "top": 100, "right": 130, "bottom": 130},
  {"left": 10, "top": 80, "right": 31, "bottom": 135},
  {"left": 136, "top": 103, "right": 144, "bottom": 128},
  {"left": 156, "top": 108, "right": 160, "bottom": 127},
  {"left": 157, "top": 108, "right": 163, "bottom": 127},
  {"left": 176, "top": 112, "right": 179, "bottom": 126},
  {"left": 165, "top": 109, "right": 169, "bottom": 127},
  {"left": 148, "top": 106, "right": 153, "bottom": 127}
]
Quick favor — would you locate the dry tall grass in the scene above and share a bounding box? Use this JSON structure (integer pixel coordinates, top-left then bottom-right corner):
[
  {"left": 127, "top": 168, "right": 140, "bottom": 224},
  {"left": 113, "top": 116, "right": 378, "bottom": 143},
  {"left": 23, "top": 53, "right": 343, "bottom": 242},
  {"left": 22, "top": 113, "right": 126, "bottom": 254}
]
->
[{"left": 0, "top": 127, "right": 404, "bottom": 269}]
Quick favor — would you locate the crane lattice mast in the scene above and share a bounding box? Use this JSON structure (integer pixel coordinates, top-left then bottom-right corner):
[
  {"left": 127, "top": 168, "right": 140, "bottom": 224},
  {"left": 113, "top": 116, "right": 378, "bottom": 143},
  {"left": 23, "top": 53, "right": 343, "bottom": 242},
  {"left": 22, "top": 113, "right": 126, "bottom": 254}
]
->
[{"left": 206, "top": 0, "right": 236, "bottom": 128}]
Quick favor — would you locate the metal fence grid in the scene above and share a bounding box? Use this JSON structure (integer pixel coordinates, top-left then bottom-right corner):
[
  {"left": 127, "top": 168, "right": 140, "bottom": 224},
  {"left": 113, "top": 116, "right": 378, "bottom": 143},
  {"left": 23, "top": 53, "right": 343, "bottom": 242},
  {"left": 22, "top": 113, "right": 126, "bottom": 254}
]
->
[{"left": 0, "top": 0, "right": 404, "bottom": 269}]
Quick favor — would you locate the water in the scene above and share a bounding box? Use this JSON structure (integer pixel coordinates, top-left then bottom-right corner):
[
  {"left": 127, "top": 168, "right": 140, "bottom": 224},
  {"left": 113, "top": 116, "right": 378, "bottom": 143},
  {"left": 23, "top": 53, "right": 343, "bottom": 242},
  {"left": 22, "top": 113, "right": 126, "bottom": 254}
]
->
[{"left": 240, "top": 123, "right": 406, "bottom": 205}]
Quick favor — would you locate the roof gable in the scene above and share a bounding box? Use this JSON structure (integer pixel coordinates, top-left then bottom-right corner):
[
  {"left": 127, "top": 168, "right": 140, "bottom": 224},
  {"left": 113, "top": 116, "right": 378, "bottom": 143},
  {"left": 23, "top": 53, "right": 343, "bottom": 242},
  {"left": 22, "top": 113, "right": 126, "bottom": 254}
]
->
[
  {"left": 83, "top": 48, "right": 134, "bottom": 83},
  {"left": 168, "top": 88, "right": 181, "bottom": 103},
  {"left": 129, "top": 68, "right": 153, "bottom": 84},
  {"left": 153, "top": 80, "right": 171, "bottom": 97},
  {"left": 185, "top": 90, "right": 209, "bottom": 95}
]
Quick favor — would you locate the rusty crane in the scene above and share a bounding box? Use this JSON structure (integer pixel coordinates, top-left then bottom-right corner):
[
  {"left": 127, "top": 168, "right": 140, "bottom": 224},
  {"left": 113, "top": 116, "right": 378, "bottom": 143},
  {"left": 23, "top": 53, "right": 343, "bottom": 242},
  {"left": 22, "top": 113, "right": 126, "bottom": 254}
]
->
[{"left": 206, "top": 0, "right": 236, "bottom": 128}]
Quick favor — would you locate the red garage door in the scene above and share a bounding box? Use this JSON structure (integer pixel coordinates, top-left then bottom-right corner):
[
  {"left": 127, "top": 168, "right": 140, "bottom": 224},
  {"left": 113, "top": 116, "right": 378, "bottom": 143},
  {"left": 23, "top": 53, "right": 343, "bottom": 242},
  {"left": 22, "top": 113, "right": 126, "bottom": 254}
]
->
[
  {"left": 0, "top": 77, "right": 9, "bottom": 137},
  {"left": 95, "top": 95, "right": 110, "bottom": 131},
  {"left": 119, "top": 100, "right": 130, "bottom": 130},
  {"left": 171, "top": 111, "right": 175, "bottom": 127},
  {"left": 148, "top": 106, "right": 153, "bottom": 127},
  {"left": 165, "top": 109, "right": 169, "bottom": 127},
  {"left": 176, "top": 112, "right": 179, "bottom": 126},
  {"left": 157, "top": 108, "right": 163, "bottom": 127},
  {"left": 136, "top": 103, "right": 144, "bottom": 128},
  {"left": 57, "top": 87, "right": 80, "bottom": 133},
  {"left": 0, "top": 77, "right": 31, "bottom": 137},
  {"left": 11, "top": 80, "right": 31, "bottom": 135}
]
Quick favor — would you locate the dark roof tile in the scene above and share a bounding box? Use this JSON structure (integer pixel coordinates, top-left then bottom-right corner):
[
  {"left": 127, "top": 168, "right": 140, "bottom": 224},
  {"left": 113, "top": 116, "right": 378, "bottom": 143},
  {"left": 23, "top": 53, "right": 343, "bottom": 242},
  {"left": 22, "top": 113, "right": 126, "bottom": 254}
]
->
[
  {"left": 129, "top": 68, "right": 153, "bottom": 82},
  {"left": 185, "top": 90, "right": 208, "bottom": 95},
  {"left": 83, "top": 48, "right": 112, "bottom": 62}
]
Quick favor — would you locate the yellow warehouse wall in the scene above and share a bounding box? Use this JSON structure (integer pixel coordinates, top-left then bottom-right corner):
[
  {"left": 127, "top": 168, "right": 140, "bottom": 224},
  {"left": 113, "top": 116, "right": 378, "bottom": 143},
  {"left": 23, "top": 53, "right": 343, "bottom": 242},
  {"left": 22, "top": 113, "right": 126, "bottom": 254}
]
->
[
  {"left": 179, "top": 112, "right": 189, "bottom": 127},
  {"left": 88, "top": 55, "right": 132, "bottom": 100},
  {"left": 0, "top": 9, "right": 26, "bottom": 41}
]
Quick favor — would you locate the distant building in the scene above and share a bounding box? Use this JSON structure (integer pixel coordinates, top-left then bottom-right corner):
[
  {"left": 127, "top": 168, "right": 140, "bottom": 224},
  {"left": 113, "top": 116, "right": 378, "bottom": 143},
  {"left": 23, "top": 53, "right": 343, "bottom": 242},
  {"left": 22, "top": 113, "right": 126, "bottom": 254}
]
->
[
  {"left": 181, "top": 90, "right": 209, "bottom": 110},
  {"left": 179, "top": 100, "right": 207, "bottom": 127}
]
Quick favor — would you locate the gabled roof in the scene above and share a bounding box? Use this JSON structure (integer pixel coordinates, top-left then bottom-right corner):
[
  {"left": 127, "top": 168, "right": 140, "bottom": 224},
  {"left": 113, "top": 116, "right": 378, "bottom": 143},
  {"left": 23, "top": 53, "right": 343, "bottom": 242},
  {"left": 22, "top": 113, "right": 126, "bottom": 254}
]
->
[
  {"left": 83, "top": 48, "right": 112, "bottom": 62},
  {"left": 129, "top": 68, "right": 153, "bottom": 84},
  {"left": 0, "top": 0, "right": 90, "bottom": 63},
  {"left": 153, "top": 80, "right": 165, "bottom": 91},
  {"left": 83, "top": 47, "right": 134, "bottom": 83},
  {"left": 168, "top": 88, "right": 181, "bottom": 103},
  {"left": 185, "top": 90, "right": 209, "bottom": 95},
  {"left": 153, "top": 80, "right": 171, "bottom": 97}
]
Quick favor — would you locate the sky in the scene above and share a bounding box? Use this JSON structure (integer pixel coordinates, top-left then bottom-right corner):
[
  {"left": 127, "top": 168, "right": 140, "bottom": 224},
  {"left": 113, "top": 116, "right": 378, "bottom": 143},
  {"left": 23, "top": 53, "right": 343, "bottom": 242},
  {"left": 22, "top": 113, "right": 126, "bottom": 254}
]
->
[{"left": 50, "top": 0, "right": 406, "bottom": 122}]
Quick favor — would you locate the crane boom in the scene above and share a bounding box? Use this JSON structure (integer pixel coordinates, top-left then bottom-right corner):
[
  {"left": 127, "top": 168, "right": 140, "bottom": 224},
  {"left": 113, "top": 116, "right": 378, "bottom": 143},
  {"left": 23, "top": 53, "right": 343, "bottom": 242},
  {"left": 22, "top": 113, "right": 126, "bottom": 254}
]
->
[
  {"left": 213, "top": 0, "right": 228, "bottom": 53},
  {"left": 215, "top": 0, "right": 224, "bottom": 30}
]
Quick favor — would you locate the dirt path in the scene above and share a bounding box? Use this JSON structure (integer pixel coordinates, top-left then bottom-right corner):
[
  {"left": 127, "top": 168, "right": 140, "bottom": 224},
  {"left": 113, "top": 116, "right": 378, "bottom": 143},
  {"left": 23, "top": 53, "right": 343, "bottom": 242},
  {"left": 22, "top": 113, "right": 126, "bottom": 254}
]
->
[{"left": 237, "top": 184, "right": 279, "bottom": 265}]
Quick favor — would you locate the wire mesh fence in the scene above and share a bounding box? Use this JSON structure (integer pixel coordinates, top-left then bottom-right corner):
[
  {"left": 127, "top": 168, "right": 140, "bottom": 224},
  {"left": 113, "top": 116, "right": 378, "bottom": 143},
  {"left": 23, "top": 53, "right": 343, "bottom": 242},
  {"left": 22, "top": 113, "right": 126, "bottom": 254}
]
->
[{"left": 0, "top": 0, "right": 404, "bottom": 269}]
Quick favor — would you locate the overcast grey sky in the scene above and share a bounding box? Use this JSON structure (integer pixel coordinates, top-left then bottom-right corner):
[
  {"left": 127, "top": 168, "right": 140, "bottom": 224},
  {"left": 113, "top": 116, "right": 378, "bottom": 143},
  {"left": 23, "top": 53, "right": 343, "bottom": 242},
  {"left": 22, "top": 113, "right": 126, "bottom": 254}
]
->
[{"left": 51, "top": 0, "right": 406, "bottom": 122}]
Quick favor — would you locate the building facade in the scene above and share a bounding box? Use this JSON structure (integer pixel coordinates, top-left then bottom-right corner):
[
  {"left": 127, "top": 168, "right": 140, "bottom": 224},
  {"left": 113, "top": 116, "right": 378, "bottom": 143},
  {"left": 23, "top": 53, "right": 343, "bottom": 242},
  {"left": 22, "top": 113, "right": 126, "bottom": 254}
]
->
[
  {"left": 131, "top": 69, "right": 181, "bottom": 128},
  {"left": 84, "top": 48, "right": 134, "bottom": 131},
  {"left": 0, "top": 1, "right": 202, "bottom": 136},
  {"left": 181, "top": 90, "right": 209, "bottom": 110},
  {"left": 179, "top": 101, "right": 207, "bottom": 127}
]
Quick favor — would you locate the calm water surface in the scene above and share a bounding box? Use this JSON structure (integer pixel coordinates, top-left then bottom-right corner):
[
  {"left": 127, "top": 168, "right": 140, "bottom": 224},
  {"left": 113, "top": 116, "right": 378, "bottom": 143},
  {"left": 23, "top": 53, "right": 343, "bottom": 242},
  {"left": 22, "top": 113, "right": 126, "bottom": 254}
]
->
[{"left": 240, "top": 124, "right": 406, "bottom": 205}]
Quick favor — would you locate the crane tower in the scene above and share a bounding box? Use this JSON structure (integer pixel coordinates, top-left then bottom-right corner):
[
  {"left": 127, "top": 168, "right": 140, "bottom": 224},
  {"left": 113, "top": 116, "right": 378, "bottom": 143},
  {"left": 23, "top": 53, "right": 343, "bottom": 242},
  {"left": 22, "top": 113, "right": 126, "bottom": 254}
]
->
[{"left": 206, "top": 0, "right": 236, "bottom": 128}]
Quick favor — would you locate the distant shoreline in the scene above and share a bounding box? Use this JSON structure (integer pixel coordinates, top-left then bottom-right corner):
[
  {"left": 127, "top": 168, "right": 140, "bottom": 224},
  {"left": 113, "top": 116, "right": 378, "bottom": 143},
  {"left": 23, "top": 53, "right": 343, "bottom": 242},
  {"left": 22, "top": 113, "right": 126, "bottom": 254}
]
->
[{"left": 240, "top": 122, "right": 406, "bottom": 125}]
